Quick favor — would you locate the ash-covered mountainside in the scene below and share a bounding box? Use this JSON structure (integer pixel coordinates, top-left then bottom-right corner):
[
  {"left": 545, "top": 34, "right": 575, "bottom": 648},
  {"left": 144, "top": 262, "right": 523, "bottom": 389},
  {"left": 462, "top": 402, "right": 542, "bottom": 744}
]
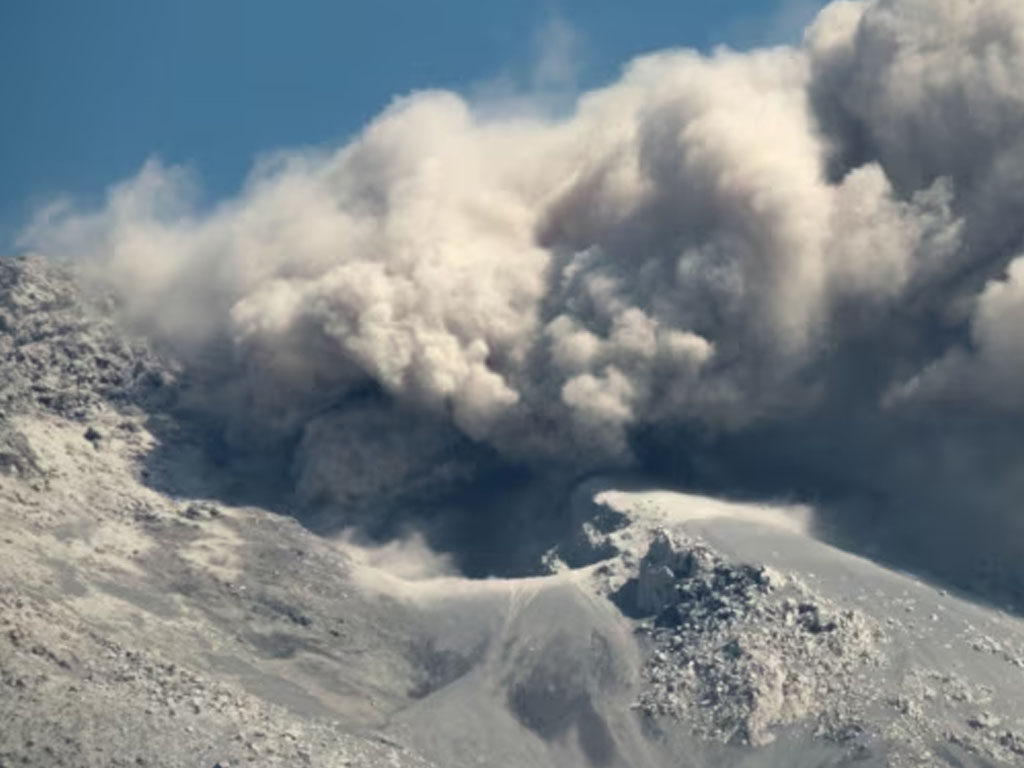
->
[
  {"left": 3, "top": 254, "right": 1024, "bottom": 768},
  {"left": 0, "top": 256, "right": 441, "bottom": 767}
]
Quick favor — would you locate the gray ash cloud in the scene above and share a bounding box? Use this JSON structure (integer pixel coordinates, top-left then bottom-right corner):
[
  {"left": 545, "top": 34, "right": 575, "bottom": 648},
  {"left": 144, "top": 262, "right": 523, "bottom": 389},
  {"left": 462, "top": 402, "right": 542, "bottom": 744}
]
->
[{"left": 17, "top": 0, "right": 1024, "bottom": 594}]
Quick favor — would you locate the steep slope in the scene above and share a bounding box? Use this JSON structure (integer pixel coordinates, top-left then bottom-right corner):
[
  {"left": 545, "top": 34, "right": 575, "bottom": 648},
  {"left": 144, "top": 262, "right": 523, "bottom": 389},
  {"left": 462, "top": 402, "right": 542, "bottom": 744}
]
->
[
  {"left": 2, "top": 254, "right": 1024, "bottom": 768},
  {"left": 0, "top": 257, "right": 441, "bottom": 767}
]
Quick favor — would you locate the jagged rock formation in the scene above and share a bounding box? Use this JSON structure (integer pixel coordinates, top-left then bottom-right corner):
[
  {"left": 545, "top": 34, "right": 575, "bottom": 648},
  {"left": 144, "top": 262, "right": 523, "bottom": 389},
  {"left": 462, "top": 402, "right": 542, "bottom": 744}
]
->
[
  {"left": 0, "top": 255, "right": 169, "bottom": 420},
  {"left": 628, "top": 530, "right": 884, "bottom": 747}
]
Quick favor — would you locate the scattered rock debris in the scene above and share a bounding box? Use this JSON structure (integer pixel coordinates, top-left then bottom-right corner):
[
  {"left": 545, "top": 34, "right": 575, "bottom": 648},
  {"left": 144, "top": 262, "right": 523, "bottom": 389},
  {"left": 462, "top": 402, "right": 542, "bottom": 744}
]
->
[{"left": 627, "top": 530, "right": 887, "bottom": 748}]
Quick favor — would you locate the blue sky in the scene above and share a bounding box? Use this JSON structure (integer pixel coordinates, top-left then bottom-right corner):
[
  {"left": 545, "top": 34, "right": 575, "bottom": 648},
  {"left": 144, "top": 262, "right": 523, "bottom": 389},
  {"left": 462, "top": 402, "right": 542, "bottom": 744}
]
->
[{"left": 0, "top": 0, "right": 825, "bottom": 252}]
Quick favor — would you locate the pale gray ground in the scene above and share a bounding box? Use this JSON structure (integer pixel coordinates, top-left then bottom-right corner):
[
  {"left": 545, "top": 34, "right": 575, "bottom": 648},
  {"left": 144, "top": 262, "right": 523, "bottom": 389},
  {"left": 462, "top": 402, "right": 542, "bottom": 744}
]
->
[{"left": 2, "top": 255, "right": 1024, "bottom": 767}]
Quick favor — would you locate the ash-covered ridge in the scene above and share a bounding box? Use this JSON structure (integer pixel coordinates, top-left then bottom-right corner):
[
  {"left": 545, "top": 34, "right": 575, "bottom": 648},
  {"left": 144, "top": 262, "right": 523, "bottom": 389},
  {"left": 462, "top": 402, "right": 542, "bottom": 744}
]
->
[
  {"left": 578, "top": 489, "right": 1024, "bottom": 767},
  {"left": 0, "top": 256, "right": 442, "bottom": 767},
  {"left": 3, "top": 255, "right": 1024, "bottom": 765},
  {"left": 0, "top": 254, "right": 170, "bottom": 422}
]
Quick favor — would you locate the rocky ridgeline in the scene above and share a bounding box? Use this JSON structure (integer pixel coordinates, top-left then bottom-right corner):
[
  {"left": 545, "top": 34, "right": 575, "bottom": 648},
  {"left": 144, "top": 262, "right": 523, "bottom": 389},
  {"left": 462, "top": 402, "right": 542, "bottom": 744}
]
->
[
  {"left": 0, "top": 255, "right": 172, "bottom": 486},
  {"left": 627, "top": 530, "right": 886, "bottom": 748},
  {"left": 0, "top": 255, "right": 171, "bottom": 422}
]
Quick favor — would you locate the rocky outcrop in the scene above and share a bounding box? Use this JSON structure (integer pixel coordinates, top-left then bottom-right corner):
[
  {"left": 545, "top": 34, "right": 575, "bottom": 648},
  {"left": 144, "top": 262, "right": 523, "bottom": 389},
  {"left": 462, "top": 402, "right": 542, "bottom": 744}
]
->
[
  {"left": 0, "top": 256, "right": 170, "bottom": 421},
  {"left": 630, "top": 530, "right": 885, "bottom": 748}
]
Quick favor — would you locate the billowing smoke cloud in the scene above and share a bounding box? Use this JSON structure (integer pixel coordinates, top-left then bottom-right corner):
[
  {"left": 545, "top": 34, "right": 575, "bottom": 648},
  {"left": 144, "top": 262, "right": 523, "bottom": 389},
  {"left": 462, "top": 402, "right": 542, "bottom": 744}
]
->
[{"left": 19, "top": 0, "right": 1024, "bottom": 595}]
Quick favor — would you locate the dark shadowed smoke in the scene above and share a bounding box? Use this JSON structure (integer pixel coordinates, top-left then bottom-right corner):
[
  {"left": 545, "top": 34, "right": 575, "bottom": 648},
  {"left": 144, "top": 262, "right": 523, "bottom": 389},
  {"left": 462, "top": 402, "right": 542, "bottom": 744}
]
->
[{"left": 18, "top": 0, "right": 1024, "bottom": 596}]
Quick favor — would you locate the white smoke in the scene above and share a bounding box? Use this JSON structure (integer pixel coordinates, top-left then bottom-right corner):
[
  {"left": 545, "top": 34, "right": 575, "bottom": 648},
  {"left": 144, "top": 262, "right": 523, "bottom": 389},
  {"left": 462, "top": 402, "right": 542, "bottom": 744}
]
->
[
  {"left": 335, "top": 529, "right": 459, "bottom": 584},
  {"left": 18, "top": 0, "right": 1024, "bottom": 592}
]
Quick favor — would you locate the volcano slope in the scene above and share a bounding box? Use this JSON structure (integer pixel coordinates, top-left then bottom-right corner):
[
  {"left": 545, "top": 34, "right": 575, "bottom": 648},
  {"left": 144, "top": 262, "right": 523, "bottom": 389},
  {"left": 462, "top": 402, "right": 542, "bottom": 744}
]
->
[{"left": 2, "top": 254, "right": 1024, "bottom": 768}]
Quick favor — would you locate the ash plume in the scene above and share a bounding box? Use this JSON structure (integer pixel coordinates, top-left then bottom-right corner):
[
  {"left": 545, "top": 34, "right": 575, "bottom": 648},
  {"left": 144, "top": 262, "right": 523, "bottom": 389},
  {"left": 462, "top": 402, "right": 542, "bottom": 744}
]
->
[{"left": 19, "top": 0, "right": 1024, "bottom": 594}]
